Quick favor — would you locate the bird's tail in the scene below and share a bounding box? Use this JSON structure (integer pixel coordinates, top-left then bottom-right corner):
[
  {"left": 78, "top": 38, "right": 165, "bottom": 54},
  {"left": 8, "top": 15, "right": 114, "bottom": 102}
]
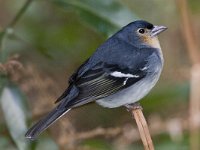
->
[{"left": 25, "top": 107, "right": 71, "bottom": 140}]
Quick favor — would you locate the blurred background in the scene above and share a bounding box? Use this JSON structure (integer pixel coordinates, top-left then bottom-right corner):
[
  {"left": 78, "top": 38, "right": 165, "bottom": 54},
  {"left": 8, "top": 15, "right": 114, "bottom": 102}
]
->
[{"left": 0, "top": 0, "right": 200, "bottom": 150}]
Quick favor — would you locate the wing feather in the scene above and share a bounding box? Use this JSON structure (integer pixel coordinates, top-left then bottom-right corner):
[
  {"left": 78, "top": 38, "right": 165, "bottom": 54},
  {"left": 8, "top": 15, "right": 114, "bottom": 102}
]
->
[{"left": 65, "top": 64, "right": 147, "bottom": 107}]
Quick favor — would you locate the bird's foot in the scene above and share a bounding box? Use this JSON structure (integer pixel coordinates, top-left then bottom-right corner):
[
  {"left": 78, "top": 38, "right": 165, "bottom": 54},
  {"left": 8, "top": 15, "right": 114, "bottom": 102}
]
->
[{"left": 125, "top": 102, "right": 143, "bottom": 112}]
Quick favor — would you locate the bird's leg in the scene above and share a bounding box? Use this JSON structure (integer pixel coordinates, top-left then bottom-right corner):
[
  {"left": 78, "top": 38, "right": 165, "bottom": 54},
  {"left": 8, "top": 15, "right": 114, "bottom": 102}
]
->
[
  {"left": 125, "top": 102, "right": 143, "bottom": 112},
  {"left": 125, "top": 102, "right": 143, "bottom": 120},
  {"left": 127, "top": 102, "right": 154, "bottom": 150}
]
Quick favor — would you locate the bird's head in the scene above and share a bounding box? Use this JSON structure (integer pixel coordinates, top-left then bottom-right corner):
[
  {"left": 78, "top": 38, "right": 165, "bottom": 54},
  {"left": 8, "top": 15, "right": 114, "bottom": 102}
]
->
[{"left": 116, "top": 20, "right": 167, "bottom": 49}]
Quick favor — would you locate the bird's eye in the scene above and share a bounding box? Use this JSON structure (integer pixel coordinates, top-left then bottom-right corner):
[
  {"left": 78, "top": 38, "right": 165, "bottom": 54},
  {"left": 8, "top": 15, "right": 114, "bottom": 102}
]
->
[{"left": 138, "top": 28, "right": 145, "bottom": 34}]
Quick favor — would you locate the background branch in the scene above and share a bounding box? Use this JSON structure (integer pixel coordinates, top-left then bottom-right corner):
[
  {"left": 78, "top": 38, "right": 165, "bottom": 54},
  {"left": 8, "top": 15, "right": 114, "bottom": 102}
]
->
[
  {"left": 176, "top": 0, "right": 200, "bottom": 64},
  {"left": 8, "top": 0, "right": 34, "bottom": 28},
  {"left": 128, "top": 103, "right": 154, "bottom": 150},
  {"left": 0, "top": 0, "right": 33, "bottom": 57},
  {"left": 176, "top": 0, "right": 200, "bottom": 150}
]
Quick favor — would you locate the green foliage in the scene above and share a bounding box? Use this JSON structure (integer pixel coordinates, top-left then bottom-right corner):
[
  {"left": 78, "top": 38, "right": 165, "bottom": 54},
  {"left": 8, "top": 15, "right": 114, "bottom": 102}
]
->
[
  {"left": 189, "top": 0, "right": 200, "bottom": 13},
  {"left": 0, "top": 31, "right": 6, "bottom": 62},
  {"left": 0, "top": 84, "right": 30, "bottom": 150},
  {"left": 53, "top": 0, "right": 138, "bottom": 36},
  {"left": 0, "top": 136, "right": 16, "bottom": 150},
  {"left": 35, "top": 138, "right": 59, "bottom": 150},
  {"left": 81, "top": 139, "right": 113, "bottom": 150},
  {"left": 154, "top": 134, "right": 189, "bottom": 150},
  {"left": 0, "top": 31, "right": 5, "bottom": 45},
  {"left": 141, "top": 83, "right": 189, "bottom": 114}
]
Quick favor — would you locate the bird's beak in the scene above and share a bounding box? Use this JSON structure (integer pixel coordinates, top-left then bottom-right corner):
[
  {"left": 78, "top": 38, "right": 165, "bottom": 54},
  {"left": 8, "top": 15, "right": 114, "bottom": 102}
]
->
[{"left": 150, "top": 25, "right": 167, "bottom": 37}]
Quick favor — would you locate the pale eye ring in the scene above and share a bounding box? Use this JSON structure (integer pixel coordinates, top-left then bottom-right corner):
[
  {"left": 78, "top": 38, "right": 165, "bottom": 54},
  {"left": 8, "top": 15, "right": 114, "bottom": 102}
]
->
[{"left": 138, "top": 28, "right": 145, "bottom": 34}]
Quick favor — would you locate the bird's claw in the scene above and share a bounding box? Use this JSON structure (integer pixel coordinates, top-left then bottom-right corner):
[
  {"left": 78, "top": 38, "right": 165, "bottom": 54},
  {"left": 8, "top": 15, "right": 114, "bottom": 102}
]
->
[{"left": 125, "top": 102, "right": 143, "bottom": 112}]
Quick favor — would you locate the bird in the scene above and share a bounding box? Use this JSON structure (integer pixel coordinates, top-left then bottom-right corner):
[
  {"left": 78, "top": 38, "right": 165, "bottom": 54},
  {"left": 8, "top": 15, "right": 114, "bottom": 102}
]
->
[{"left": 25, "top": 20, "right": 167, "bottom": 140}]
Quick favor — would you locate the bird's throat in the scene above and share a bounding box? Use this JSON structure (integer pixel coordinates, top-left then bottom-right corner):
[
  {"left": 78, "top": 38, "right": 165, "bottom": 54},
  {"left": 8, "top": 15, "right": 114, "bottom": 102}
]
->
[{"left": 142, "top": 36, "right": 161, "bottom": 49}]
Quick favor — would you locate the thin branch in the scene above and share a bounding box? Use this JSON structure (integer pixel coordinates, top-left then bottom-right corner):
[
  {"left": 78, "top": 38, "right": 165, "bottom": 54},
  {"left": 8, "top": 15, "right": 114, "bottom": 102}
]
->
[
  {"left": 76, "top": 127, "right": 122, "bottom": 140},
  {"left": 52, "top": 115, "right": 190, "bottom": 149},
  {"left": 8, "top": 0, "right": 34, "bottom": 28},
  {"left": 127, "top": 103, "right": 154, "bottom": 150}
]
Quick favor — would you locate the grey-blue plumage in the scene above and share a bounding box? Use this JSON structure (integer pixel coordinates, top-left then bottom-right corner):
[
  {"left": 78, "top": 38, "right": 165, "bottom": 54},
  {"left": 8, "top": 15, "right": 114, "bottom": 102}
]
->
[{"left": 25, "top": 20, "right": 167, "bottom": 139}]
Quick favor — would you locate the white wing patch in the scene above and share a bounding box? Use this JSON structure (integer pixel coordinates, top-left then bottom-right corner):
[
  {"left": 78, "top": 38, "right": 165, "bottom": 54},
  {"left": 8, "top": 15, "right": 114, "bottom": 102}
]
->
[
  {"left": 110, "top": 71, "right": 139, "bottom": 86},
  {"left": 123, "top": 78, "right": 129, "bottom": 85},
  {"left": 140, "top": 66, "right": 148, "bottom": 71}
]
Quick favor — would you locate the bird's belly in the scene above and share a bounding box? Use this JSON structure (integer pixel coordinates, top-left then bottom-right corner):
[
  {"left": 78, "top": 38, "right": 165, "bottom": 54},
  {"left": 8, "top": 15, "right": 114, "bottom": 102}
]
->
[{"left": 96, "top": 73, "right": 160, "bottom": 108}]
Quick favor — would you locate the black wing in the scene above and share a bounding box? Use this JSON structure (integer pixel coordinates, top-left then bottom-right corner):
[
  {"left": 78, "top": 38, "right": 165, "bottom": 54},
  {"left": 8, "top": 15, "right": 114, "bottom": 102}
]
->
[{"left": 56, "top": 62, "right": 148, "bottom": 108}]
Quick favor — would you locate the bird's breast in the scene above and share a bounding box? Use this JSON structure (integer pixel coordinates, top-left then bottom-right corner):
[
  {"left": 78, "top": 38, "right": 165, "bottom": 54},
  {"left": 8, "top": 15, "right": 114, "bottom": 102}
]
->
[{"left": 96, "top": 51, "right": 163, "bottom": 108}]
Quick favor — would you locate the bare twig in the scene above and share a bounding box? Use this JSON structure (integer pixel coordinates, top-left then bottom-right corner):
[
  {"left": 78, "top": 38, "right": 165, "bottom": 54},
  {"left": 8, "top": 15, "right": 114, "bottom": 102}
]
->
[
  {"left": 76, "top": 127, "right": 121, "bottom": 140},
  {"left": 127, "top": 103, "right": 154, "bottom": 150}
]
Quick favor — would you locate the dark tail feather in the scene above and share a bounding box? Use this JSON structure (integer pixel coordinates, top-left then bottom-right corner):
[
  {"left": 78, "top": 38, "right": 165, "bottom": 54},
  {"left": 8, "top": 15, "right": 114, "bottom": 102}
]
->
[{"left": 25, "top": 107, "right": 71, "bottom": 140}]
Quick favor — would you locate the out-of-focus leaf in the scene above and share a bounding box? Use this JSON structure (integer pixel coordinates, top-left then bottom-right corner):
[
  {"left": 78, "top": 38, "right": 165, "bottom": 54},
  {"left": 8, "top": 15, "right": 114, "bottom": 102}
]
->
[
  {"left": 0, "top": 136, "right": 16, "bottom": 150},
  {"left": 0, "top": 76, "right": 7, "bottom": 96},
  {"left": 141, "top": 83, "right": 189, "bottom": 113},
  {"left": 53, "top": 0, "right": 138, "bottom": 36},
  {"left": 35, "top": 137, "right": 58, "bottom": 150},
  {"left": 0, "top": 85, "right": 30, "bottom": 150},
  {"left": 0, "top": 31, "right": 6, "bottom": 62},
  {"left": 81, "top": 139, "right": 112, "bottom": 150},
  {"left": 127, "top": 133, "right": 189, "bottom": 150},
  {"left": 189, "top": 0, "right": 200, "bottom": 13},
  {"left": 154, "top": 133, "right": 189, "bottom": 150},
  {"left": 0, "top": 31, "right": 5, "bottom": 43},
  {"left": 155, "top": 141, "right": 188, "bottom": 150}
]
